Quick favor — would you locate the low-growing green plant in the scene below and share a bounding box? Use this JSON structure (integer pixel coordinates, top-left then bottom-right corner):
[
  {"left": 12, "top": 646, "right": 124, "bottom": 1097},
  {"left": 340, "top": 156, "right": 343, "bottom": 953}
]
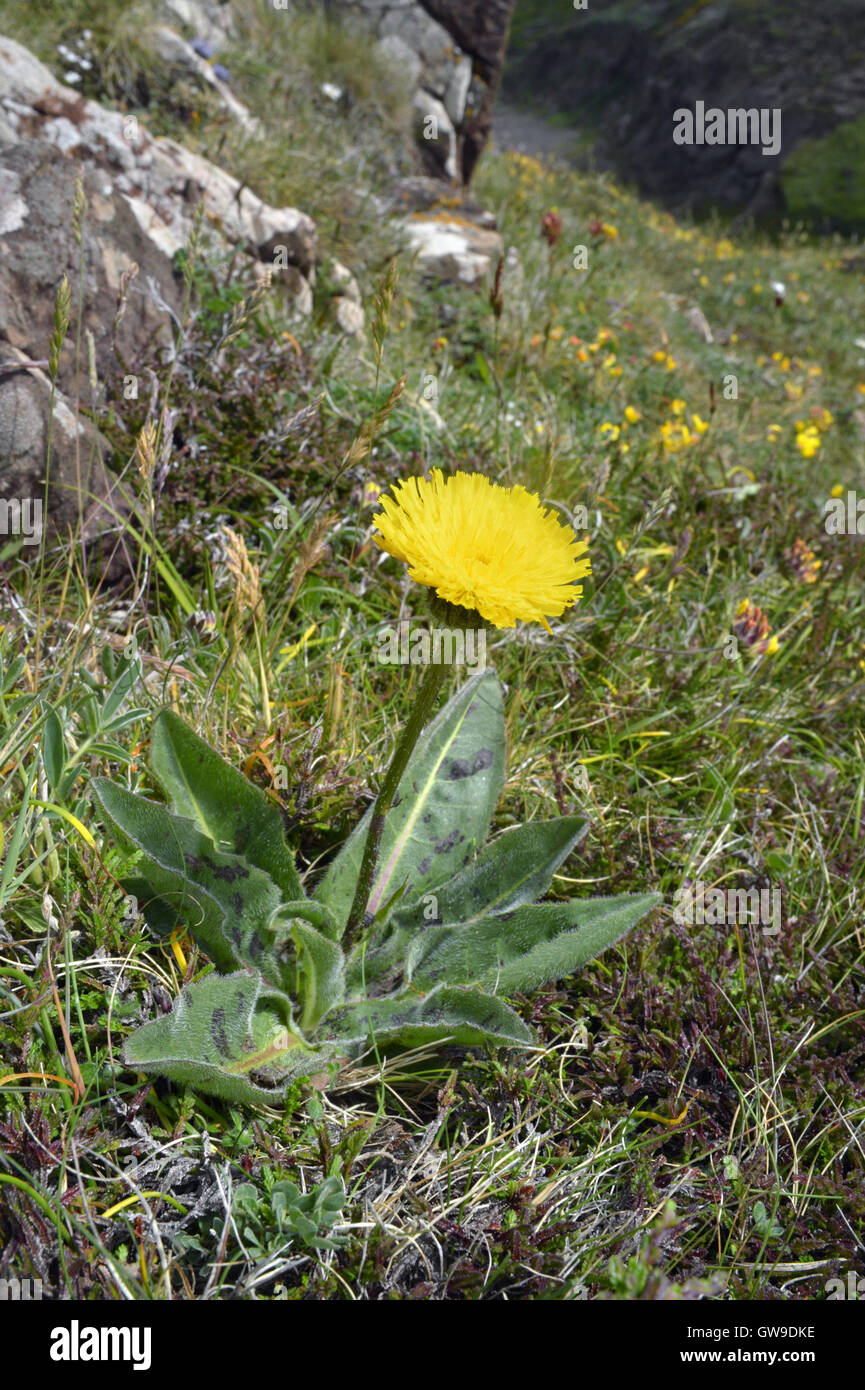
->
[
  {"left": 91, "top": 467, "right": 659, "bottom": 1104},
  {"left": 92, "top": 675, "right": 657, "bottom": 1104},
  {"left": 233, "top": 1174, "right": 346, "bottom": 1256},
  {"left": 175, "top": 1172, "right": 346, "bottom": 1263}
]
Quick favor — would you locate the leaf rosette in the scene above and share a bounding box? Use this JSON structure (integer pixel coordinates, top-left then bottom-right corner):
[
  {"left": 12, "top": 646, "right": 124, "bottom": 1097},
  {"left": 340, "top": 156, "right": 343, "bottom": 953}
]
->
[{"left": 93, "top": 674, "right": 658, "bottom": 1104}]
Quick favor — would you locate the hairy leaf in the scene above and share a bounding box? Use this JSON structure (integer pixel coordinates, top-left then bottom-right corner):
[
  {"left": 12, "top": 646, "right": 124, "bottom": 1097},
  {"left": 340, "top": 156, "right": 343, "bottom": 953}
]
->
[
  {"left": 390, "top": 815, "right": 589, "bottom": 930},
  {"left": 343, "top": 925, "right": 412, "bottom": 997},
  {"left": 322, "top": 982, "right": 534, "bottom": 1052},
  {"left": 288, "top": 921, "right": 345, "bottom": 1031},
  {"left": 149, "top": 710, "right": 305, "bottom": 907},
  {"left": 121, "top": 876, "right": 183, "bottom": 937},
  {"left": 123, "top": 969, "right": 334, "bottom": 1105},
  {"left": 407, "top": 892, "right": 661, "bottom": 993},
  {"left": 93, "top": 781, "right": 289, "bottom": 990},
  {"left": 315, "top": 672, "right": 505, "bottom": 929}
]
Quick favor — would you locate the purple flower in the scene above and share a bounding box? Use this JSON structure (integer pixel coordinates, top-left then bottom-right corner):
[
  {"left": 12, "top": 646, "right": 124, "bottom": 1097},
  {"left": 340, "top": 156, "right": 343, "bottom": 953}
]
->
[
  {"left": 212, "top": 63, "right": 231, "bottom": 83},
  {"left": 191, "top": 38, "right": 214, "bottom": 59}
]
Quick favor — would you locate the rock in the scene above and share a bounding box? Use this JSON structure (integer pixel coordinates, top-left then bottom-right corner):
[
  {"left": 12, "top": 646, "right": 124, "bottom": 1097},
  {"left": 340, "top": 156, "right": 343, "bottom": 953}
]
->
[
  {"left": 417, "top": 0, "right": 517, "bottom": 181},
  {"left": 384, "top": 175, "right": 498, "bottom": 227},
  {"left": 374, "top": 34, "right": 422, "bottom": 94},
  {"left": 334, "top": 1, "right": 516, "bottom": 183},
  {"left": 150, "top": 26, "right": 259, "bottom": 133},
  {"left": 0, "top": 137, "right": 181, "bottom": 399},
  {"left": 0, "top": 35, "right": 318, "bottom": 562},
  {"left": 330, "top": 259, "right": 362, "bottom": 304},
  {"left": 376, "top": 2, "right": 461, "bottom": 99},
  {"left": 334, "top": 298, "right": 365, "bottom": 336},
  {"left": 0, "top": 38, "right": 317, "bottom": 276},
  {"left": 325, "top": 259, "right": 364, "bottom": 335},
  {"left": 403, "top": 215, "right": 502, "bottom": 287},
  {"left": 0, "top": 351, "right": 131, "bottom": 572},
  {"left": 158, "top": 0, "right": 236, "bottom": 52},
  {"left": 413, "top": 89, "right": 457, "bottom": 180},
  {"left": 382, "top": 175, "right": 503, "bottom": 287},
  {"left": 444, "top": 54, "right": 472, "bottom": 128}
]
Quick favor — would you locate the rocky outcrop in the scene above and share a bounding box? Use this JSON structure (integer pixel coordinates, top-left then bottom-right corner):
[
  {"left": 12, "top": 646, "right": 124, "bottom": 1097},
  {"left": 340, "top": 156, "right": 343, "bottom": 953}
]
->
[
  {"left": 336, "top": 0, "right": 516, "bottom": 183},
  {"left": 384, "top": 176, "right": 503, "bottom": 288},
  {"left": 0, "top": 35, "right": 317, "bottom": 563},
  {"left": 419, "top": 0, "right": 517, "bottom": 182},
  {"left": 503, "top": 0, "right": 865, "bottom": 227},
  {"left": 0, "top": 352, "right": 126, "bottom": 569}
]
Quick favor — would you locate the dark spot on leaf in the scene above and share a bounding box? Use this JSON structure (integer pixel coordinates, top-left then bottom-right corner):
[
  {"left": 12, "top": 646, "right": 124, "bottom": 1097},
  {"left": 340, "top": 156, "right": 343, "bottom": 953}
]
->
[
  {"left": 210, "top": 1007, "right": 230, "bottom": 1057},
  {"left": 232, "top": 892, "right": 244, "bottom": 915},
  {"left": 393, "top": 791, "right": 401, "bottom": 808},
  {"left": 447, "top": 749, "right": 493, "bottom": 780},
  {"left": 434, "top": 830, "right": 462, "bottom": 855},
  {"left": 418, "top": 855, "right": 433, "bottom": 875},
  {"left": 248, "top": 930, "right": 263, "bottom": 958},
  {"left": 207, "top": 859, "right": 249, "bottom": 883},
  {"left": 422, "top": 813, "right": 431, "bottom": 824}
]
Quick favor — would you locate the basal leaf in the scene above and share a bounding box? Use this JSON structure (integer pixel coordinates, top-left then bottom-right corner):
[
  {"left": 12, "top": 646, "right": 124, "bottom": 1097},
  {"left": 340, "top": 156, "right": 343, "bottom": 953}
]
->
[
  {"left": 315, "top": 672, "right": 505, "bottom": 930},
  {"left": 121, "top": 876, "right": 183, "bottom": 937},
  {"left": 321, "top": 983, "right": 534, "bottom": 1052},
  {"left": 149, "top": 710, "right": 305, "bottom": 905},
  {"left": 343, "top": 925, "right": 412, "bottom": 998},
  {"left": 390, "top": 815, "right": 589, "bottom": 930},
  {"left": 41, "top": 704, "right": 66, "bottom": 792},
  {"left": 93, "top": 780, "right": 289, "bottom": 989},
  {"left": 289, "top": 921, "right": 345, "bottom": 1031},
  {"left": 407, "top": 892, "right": 660, "bottom": 993},
  {"left": 123, "top": 970, "right": 334, "bottom": 1105}
]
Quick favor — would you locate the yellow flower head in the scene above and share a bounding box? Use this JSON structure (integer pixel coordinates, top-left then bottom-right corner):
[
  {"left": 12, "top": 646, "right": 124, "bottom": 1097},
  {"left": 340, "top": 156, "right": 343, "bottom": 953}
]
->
[{"left": 373, "top": 469, "right": 591, "bottom": 632}]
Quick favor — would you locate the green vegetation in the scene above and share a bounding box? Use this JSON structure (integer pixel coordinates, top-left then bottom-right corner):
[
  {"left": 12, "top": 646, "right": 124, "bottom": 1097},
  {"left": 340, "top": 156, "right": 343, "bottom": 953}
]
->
[
  {"left": 781, "top": 114, "right": 865, "bottom": 233},
  {"left": 1, "top": 0, "right": 864, "bottom": 1300}
]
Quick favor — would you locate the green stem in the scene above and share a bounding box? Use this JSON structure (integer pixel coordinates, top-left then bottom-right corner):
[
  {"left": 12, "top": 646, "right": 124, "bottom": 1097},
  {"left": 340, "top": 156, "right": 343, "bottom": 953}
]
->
[{"left": 343, "top": 659, "right": 450, "bottom": 951}]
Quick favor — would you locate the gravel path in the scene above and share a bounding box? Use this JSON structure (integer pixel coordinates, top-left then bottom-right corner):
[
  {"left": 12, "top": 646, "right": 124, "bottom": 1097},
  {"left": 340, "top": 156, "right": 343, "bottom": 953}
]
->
[{"left": 491, "top": 101, "right": 579, "bottom": 162}]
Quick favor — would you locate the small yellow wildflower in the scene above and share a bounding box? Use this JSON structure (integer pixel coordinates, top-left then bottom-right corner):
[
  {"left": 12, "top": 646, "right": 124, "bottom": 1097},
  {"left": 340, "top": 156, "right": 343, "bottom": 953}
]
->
[{"left": 795, "top": 425, "right": 821, "bottom": 458}]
